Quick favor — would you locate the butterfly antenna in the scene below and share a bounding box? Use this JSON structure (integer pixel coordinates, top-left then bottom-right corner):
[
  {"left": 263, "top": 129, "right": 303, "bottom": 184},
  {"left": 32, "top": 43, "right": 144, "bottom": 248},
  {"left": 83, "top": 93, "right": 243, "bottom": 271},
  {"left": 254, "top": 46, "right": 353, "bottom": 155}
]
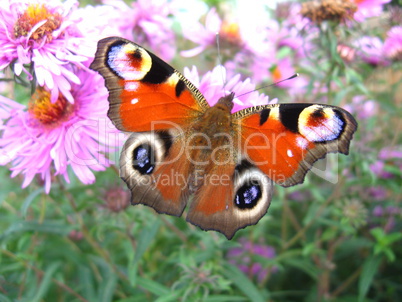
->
[
  {"left": 236, "top": 73, "right": 299, "bottom": 98},
  {"left": 215, "top": 32, "right": 227, "bottom": 95}
]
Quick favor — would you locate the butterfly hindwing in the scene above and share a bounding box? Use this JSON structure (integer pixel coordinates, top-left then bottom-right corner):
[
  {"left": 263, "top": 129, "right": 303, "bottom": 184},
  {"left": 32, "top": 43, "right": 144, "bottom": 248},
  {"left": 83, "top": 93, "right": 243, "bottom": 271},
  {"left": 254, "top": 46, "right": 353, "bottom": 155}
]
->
[
  {"left": 119, "top": 128, "right": 192, "bottom": 216},
  {"left": 187, "top": 158, "right": 273, "bottom": 240},
  {"left": 90, "top": 37, "right": 209, "bottom": 132},
  {"left": 234, "top": 103, "right": 358, "bottom": 187}
]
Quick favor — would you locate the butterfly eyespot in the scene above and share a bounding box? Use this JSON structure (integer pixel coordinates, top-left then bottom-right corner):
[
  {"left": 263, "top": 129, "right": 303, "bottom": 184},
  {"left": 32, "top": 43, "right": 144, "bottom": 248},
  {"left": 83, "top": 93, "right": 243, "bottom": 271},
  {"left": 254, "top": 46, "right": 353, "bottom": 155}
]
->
[
  {"left": 233, "top": 160, "right": 271, "bottom": 212},
  {"left": 107, "top": 41, "right": 152, "bottom": 81},
  {"left": 235, "top": 180, "right": 262, "bottom": 209},
  {"left": 132, "top": 144, "right": 155, "bottom": 175},
  {"left": 299, "top": 105, "right": 345, "bottom": 142},
  {"left": 120, "top": 132, "right": 169, "bottom": 181}
]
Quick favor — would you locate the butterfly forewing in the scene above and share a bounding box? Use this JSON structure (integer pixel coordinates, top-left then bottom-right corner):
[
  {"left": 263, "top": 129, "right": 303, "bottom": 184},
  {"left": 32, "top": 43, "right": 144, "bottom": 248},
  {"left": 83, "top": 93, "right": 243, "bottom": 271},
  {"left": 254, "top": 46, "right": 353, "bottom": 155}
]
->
[
  {"left": 90, "top": 37, "right": 209, "bottom": 132},
  {"left": 234, "top": 103, "right": 357, "bottom": 187}
]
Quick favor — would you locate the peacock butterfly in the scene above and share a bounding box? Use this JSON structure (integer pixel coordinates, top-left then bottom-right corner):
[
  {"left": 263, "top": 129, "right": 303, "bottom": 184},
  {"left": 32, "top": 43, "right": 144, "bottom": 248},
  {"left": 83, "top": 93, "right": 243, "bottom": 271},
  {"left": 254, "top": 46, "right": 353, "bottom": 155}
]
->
[{"left": 90, "top": 37, "right": 357, "bottom": 239}]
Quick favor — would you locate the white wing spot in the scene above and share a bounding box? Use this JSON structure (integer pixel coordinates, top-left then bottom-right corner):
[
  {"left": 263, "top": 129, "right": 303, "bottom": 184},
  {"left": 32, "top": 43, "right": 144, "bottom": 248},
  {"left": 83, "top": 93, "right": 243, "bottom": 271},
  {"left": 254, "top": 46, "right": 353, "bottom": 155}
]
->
[
  {"left": 287, "top": 149, "right": 293, "bottom": 157},
  {"left": 131, "top": 98, "right": 139, "bottom": 105},
  {"left": 296, "top": 137, "right": 308, "bottom": 149},
  {"left": 125, "top": 82, "right": 139, "bottom": 91}
]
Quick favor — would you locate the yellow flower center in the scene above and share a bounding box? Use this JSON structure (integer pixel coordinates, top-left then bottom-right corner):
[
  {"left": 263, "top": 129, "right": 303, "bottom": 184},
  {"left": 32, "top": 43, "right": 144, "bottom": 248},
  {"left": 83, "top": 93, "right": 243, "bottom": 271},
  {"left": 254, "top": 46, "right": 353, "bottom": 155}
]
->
[
  {"left": 13, "top": 3, "right": 62, "bottom": 42},
  {"left": 272, "top": 66, "right": 282, "bottom": 83},
  {"left": 220, "top": 21, "right": 242, "bottom": 46},
  {"left": 29, "top": 87, "right": 73, "bottom": 127}
]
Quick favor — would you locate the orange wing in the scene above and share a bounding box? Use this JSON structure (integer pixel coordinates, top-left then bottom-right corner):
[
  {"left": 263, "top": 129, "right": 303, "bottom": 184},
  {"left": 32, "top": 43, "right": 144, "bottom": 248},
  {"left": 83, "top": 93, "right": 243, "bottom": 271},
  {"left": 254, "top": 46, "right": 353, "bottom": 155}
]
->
[
  {"left": 233, "top": 103, "right": 358, "bottom": 187},
  {"left": 186, "top": 160, "right": 274, "bottom": 240},
  {"left": 90, "top": 37, "right": 209, "bottom": 132}
]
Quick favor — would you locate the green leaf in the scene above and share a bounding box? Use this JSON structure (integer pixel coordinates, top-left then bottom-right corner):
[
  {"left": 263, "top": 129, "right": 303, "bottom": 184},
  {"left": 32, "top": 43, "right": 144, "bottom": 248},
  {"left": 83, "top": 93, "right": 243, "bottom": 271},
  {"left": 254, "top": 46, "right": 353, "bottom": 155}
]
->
[
  {"left": 154, "top": 291, "right": 181, "bottom": 302},
  {"left": 99, "top": 274, "right": 117, "bottom": 302},
  {"left": 277, "top": 46, "right": 292, "bottom": 60},
  {"left": 222, "top": 263, "right": 267, "bottom": 302},
  {"left": 21, "top": 188, "right": 44, "bottom": 217},
  {"left": 358, "top": 255, "right": 382, "bottom": 302},
  {"left": 78, "top": 267, "right": 96, "bottom": 301},
  {"left": 204, "top": 295, "right": 248, "bottom": 302},
  {"left": 383, "top": 232, "right": 402, "bottom": 244},
  {"left": 0, "top": 220, "right": 72, "bottom": 240},
  {"left": 355, "top": 82, "right": 370, "bottom": 95},
  {"left": 31, "top": 262, "right": 60, "bottom": 302},
  {"left": 115, "top": 297, "right": 148, "bottom": 302},
  {"left": 327, "top": 25, "right": 339, "bottom": 62},
  {"left": 281, "top": 258, "right": 319, "bottom": 280},
  {"left": 0, "top": 293, "right": 12, "bottom": 302},
  {"left": 128, "top": 217, "right": 161, "bottom": 285},
  {"left": 302, "top": 243, "right": 316, "bottom": 256},
  {"left": 137, "top": 277, "right": 170, "bottom": 296},
  {"left": 134, "top": 218, "right": 161, "bottom": 264},
  {"left": 334, "top": 86, "right": 353, "bottom": 104},
  {"left": 370, "top": 228, "right": 402, "bottom": 261},
  {"left": 128, "top": 260, "right": 138, "bottom": 287}
]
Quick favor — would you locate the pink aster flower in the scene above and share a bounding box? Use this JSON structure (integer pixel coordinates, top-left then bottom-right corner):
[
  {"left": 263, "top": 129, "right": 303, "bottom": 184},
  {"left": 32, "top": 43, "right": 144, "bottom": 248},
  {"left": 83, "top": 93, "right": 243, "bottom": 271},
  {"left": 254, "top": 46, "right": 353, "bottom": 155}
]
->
[
  {"left": 354, "top": 36, "right": 390, "bottom": 66},
  {"left": 372, "top": 205, "right": 401, "bottom": 233},
  {"left": 183, "top": 4, "right": 312, "bottom": 84},
  {"left": 183, "top": 65, "right": 277, "bottom": 113},
  {"left": 253, "top": 56, "right": 308, "bottom": 97},
  {"left": 227, "top": 237, "right": 277, "bottom": 283},
  {"left": 370, "top": 161, "right": 393, "bottom": 179},
  {"left": 104, "top": 0, "right": 176, "bottom": 61},
  {"left": 344, "top": 95, "right": 378, "bottom": 120},
  {"left": 181, "top": 6, "right": 274, "bottom": 80},
  {"left": 275, "top": 3, "right": 316, "bottom": 59},
  {"left": 0, "top": 0, "right": 117, "bottom": 103},
  {"left": 269, "top": 58, "right": 297, "bottom": 89},
  {"left": 337, "top": 44, "right": 356, "bottom": 63},
  {"left": 277, "top": 25, "right": 310, "bottom": 59},
  {"left": 0, "top": 95, "right": 25, "bottom": 132},
  {"left": 370, "top": 146, "right": 402, "bottom": 180},
  {"left": 383, "top": 26, "right": 402, "bottom": 61},
  {"left": 68, "top": 3, "right": 124, "bottom": 43},
  {"left": 351, "top": 0, "right": 391, "bottom": 22},
  {"left": 0, "top": 68, "right": 119, "bottom": 193},
  {"left": 369, "top": 187, "right": 387, "bottom": 201},
  {"left": 379, "top": 147, "right": 402, "bottom": 161},
  {"left": 221, "top": 20, "right": 293, "bottom": 83},
  {"left": 180, "top": 7, "right": 221, "bottom": 57}
]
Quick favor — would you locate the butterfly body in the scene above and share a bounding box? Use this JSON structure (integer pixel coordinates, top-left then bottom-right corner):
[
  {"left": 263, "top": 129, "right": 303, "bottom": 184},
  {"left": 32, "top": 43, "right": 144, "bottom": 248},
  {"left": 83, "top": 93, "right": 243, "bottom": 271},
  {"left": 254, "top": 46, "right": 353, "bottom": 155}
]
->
[{"left": 90, "top": 37, "right": 357, "bottom": 239}]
